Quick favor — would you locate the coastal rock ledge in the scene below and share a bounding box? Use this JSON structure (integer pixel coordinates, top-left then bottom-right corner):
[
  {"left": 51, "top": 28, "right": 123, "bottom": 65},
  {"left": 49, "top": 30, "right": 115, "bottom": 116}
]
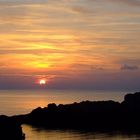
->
[
  {"left": 0, "top": 115, "right": 25, "bottom": 140},
  {"left": 19, "top": 91, "right": 140, "bottom": 130},
  {"left": 1, "top": 91, "right": 140, "bottom": 140}
]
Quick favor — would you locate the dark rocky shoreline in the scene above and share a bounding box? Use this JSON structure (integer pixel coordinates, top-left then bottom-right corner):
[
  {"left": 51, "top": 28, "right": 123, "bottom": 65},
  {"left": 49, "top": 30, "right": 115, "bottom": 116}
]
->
[
  {"left": 0, "top": 115, "right": 25, "bottom": 140},
  {"left": 1, "top": 91, "right": 140, "bottom": 139}
]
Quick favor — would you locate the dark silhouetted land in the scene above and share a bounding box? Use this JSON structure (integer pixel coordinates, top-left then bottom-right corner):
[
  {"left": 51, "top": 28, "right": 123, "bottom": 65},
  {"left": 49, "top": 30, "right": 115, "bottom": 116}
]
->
[
  {"left": 15, "top": 91, "right": 140, "bottom": 131},
  {"left": 1, "top": 91, "right": 140, "bottom": 139},
  {"left": 0, "top": 115, "right": 25, "bottom": 140}
]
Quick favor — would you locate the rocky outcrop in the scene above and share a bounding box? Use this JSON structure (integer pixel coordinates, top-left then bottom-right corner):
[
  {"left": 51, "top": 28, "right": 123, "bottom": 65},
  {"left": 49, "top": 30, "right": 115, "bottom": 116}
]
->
[
  {"left": 0, "top": 115, "right": 25, "bottom": 140},
  {"left": 122, "top": 92, "right": 140, "bottom": 112},
  {"left": 18, "top": 92, "right": 140, "bottom": 131},
  {"left": 2, "top": 91, "right": 140, "bottom": 139}
]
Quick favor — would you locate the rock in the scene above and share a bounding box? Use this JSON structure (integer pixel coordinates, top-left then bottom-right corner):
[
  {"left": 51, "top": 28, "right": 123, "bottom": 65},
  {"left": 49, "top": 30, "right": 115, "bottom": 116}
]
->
[
  {"left": 11, "top": 91, "right": 140, "bottom": 132},
  {"left": 0, "top": 115, "right": 25, "bottom": 140},
  {"left": 122, "top": 92, "right": 140, "bottom": 112}
]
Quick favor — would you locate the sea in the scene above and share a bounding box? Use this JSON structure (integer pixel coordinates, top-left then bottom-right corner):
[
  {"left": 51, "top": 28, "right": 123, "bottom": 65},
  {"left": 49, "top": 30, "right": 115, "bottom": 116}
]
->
[{"left": 0, "top": 89, "right": 139, "bottom": 140}]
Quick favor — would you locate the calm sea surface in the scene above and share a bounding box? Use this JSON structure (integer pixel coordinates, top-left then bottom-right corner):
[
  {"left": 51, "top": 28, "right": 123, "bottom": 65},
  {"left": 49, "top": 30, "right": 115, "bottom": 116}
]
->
[
  {"left": 22, "top": 124, "right": 140, "bottom": 140},
  {"left": 0, "top": 89, "right": 131, "bottom": 116},
  {"left": 0, "top": 89, "right": 139, "bottom": 140}
]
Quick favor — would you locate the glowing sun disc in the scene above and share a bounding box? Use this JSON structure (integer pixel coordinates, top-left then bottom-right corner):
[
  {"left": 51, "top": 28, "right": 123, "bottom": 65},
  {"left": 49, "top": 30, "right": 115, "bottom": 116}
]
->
[{"left": 39, "top": 79, "right": 46, "bottom": 85}]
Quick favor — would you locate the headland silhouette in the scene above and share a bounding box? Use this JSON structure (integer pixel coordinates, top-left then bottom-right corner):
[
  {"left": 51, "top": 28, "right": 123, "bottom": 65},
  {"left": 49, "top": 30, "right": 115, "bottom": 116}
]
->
[{"left": 1, "top": 91, "right": 140, "bottom": 139}]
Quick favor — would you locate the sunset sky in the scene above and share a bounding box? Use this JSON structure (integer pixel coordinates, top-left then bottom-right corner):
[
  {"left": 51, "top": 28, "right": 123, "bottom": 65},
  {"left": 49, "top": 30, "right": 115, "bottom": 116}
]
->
[{"left": 0, "top": 0, "right": 140, "bottom": 90}]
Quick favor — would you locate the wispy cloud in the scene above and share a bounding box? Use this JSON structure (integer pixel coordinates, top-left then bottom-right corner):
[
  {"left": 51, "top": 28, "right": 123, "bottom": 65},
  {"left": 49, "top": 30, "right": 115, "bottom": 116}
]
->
[
  {"left": 121, "top": 64, "right": 139, "bottom": 70},
  {"left": 0, "top": 0, "right": 140, "bottom": 89},
  {"left": 108, "top": 0, "right": 140, "bottom": 7}
]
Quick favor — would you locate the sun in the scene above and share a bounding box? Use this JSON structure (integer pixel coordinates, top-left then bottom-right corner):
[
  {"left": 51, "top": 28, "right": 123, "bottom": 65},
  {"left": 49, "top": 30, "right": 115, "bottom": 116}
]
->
[{"left": 39, "top": 79, "right": 46, "bottom": 85}]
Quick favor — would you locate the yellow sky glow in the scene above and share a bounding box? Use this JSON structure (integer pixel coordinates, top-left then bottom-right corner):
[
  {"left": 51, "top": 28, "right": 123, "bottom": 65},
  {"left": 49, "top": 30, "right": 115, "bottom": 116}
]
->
[{"left": 0, "top": 0, "right": 140, "bottom": 89}]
